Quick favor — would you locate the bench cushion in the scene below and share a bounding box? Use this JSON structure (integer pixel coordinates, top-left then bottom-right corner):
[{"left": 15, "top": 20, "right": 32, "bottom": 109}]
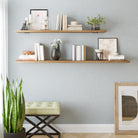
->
[{"left": 25, "top": 102, "right": 61, "bottom": 115}]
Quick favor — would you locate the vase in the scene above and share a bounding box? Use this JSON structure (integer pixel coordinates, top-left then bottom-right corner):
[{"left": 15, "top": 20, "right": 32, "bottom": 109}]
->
[
  {"left": 4, "top": 128, "right": 26, "bottom": 138},
  {"left": 95, "top": 24, "right": 100, "bottom": 30},
  {"left": 51, "top": 45, "right": 61, "bottom": 60},
  {"left": 95, "top": 49, "right": 103, "bottom": 60},
  {"left": 91, "top": 24, "right": 94, "bottom": 30}
]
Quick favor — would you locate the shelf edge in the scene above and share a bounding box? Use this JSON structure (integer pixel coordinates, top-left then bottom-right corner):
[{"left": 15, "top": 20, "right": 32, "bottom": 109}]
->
[
  {"left": 15, "top": 30, "right": 107, "bottom": 33},
  {"left": 15, "top": 60, "right": 130, "bottom": 63}
]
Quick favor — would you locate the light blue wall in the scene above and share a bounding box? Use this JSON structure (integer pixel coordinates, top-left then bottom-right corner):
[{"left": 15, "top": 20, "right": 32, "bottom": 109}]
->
[{"left": 8, "top": 0, "right": 138, "bottom": 124}]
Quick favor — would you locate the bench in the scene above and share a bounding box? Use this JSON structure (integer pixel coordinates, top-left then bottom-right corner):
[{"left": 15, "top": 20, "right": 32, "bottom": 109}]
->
[{"left": 25, "top": 102, "right": 61, "bottom": 138}]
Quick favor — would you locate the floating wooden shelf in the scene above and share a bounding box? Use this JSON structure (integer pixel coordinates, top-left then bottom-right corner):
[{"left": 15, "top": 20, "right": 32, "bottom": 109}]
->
[
  {"left": 15, "top": 60, "right": 130, "bottom": 63},
  {"left": 15, "top": 30, "right": 107, "bottom": 33}
]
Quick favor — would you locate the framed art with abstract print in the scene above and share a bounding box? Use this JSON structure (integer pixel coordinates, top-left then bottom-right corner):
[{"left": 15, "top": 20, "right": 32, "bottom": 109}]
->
[
  {"left": 30, "top": 9, "right": 48, "bottom": 30},
  {"left": 98, "top": 38, "right": 118, "bottom": 60},
  {"left": 115, "top": 83, "right": 138, "bottom": 135}
]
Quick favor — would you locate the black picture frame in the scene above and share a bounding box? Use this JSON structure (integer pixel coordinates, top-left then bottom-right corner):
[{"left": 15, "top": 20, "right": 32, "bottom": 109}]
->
[
  {"left": 98, "top": 37, "right": 118, "bottom": 48},
  {"left": 30, "top": 9, "right": 48, "bottom": 16},
  {"left": 30, "top": 9, "right": 49, "bottom": 30},
  {"left": 98, "top": 38, "right": 118, "bottom": 60}
]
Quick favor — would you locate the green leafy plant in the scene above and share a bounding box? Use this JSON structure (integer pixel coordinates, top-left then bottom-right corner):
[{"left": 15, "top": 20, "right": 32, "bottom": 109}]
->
[
  {"left": 2, "top": 76, "right": 25, "bottom": 133},
  {"left": 96, "top": 14, "right": 106, "bottom": 25},
  {"left": 87, "top": 14, "right": 106, "bottom": 26},
  {"left": 87, "top": 16, "right": 97, "bottom": 26}
]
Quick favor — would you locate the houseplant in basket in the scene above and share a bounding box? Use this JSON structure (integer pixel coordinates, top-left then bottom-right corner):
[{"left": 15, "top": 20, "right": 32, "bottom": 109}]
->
[
  {"left": 2, "top": 76, "right": 26, "bottom": 138},
  {"left": 87, "top": 14, "right": 106, "bottom": 30}
]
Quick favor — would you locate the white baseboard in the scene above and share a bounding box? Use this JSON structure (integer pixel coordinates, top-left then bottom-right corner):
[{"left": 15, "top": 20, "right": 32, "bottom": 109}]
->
[{"left": 23, "top": 124, "right": 114, "bottom": 133}]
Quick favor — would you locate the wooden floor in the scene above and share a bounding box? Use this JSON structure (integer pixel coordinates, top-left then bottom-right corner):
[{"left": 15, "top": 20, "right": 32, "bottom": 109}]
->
[{"left": 32, "top": 133, "right": 138, "bottom": 138}]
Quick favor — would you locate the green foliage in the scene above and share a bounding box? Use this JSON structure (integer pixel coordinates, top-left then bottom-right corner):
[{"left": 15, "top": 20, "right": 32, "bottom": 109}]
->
[
  {"left": 2, "top": 76, "right": 25, "bottom": 133},
  {"left": 87, "top": 14, "right": 106, "bottom": 26}
]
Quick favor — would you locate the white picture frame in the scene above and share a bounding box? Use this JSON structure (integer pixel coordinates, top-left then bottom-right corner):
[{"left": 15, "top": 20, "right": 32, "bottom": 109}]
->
[
  {"left": 30, "top": 9, "right": 48, "bottom": 30},
  {"left": 98, "top": 38, "right": 118, "bottom": 60}
]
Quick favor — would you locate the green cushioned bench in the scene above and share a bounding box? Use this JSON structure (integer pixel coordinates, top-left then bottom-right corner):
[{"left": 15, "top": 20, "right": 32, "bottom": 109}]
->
[{"left": 25, "top": 102, "right": 61, "bottom": 138}]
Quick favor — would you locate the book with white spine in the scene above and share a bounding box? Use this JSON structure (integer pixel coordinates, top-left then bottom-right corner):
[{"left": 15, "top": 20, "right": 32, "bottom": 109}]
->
[
  {"left": 40, "top": 45, "right": 45, "bottom": 61},
  {"left": 34, "top": 43, "right": 40, "bottom": 61},
  {"left": 108, "top": 55, "right": 125, "bottom": 61},
  {"left": 37, "top": 45, "right": 41, "bottom": 61},
  {"left": 68, "top": 25, "right": 82, "bottom": 27},
  {"left": 56, "top": 15, "right": 60, "bottom": 30},
  {"left": 72, "top": 45, "right": 76, "bottom": 61},
  {"left": 34, "top": 43, "right": 41, "bottom": 61},
  {"left": 19, "top": 55, "right": 35, "bottom": 61},
  {"left": 67, "top": 27, "right": 82, "bottom": 30},
  {"left": 76, "top": 46, "right": 82, "bottom": 61}
]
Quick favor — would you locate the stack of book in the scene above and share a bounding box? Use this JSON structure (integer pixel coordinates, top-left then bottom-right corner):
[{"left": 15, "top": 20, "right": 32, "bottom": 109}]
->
[
  {"left": 34, "top": 43, "right": 45, "bottom": 61},
  {"left": 56, "top": 14, "right": 67, "bottom": 30},
  {"left": 72, "top": 45, "right": 86, "bottom": 61},
  {"left": 68, "top": 21, "right": 82, "bottom": 30},
  {"left": 108, "top": 55, "right": 125, "bottom": 61},
  {"left": 19, "top": 51, "right": 35, "bottom": 61},
  {"left": 68, "top": 24, "right": 82, "bottom": 30},
  {"left": 18, "top": 44, "right": 45, "bottom": 61}
]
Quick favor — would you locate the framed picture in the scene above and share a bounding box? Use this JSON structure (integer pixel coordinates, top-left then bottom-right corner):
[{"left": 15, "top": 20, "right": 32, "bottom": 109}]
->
[
  {"left": 115, "top": 83, "right": 138, "bottom": 135},
  {"left": 30, "top": 9, "right": 48, "bottom": 30},
  {"left": 98, "top": 38, "right": 118, "bottom": 60}
]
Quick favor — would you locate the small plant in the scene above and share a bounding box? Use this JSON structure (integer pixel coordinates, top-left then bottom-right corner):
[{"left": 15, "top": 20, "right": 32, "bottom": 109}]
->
[
  {"left": 87, "top": 14, "right": 106, "bottom": 26},
  {"left": 50, "top": 39, "right": 62, "bottom": 48},
  {"left": 2, "top": 76, "right": 25, "bottom": 133},
  {"left": 96, "top": 14, "right": 106, "bottom": 25},
  {"left": 87, "top": 16, "right": 97, "bottom": 26}
]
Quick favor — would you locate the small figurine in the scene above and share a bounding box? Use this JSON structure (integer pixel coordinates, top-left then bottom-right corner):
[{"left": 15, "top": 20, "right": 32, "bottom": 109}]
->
[
  {"left": 21, "top": 17, "right": 29, "bottom": 30},
  {"left": 44, "top": 17, "right": 49, "bottom": 30}
]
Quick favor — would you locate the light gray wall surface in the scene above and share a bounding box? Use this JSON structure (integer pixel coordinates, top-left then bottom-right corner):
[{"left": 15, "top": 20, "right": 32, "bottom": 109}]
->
[{"left": 8, "top": 0, "right": 138, "bottom": 124}]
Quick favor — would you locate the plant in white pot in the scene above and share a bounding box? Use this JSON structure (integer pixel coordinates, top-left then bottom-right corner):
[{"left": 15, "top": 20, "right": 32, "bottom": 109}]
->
[{"left": 2, "top": 76, "right": 26, "bottom": 138}]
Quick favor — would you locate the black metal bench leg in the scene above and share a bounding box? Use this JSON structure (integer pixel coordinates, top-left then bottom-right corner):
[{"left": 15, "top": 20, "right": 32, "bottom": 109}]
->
[
  {"left": 58, "top": 133, "right": 61, "bottom": 138},
  {"left": 36, "top": 116, "right": 61, "bottom": 135},
  {"left": 25, "top": 116, "right": 50, "bottom": 135},
  {"left": 25, "top": 115, "right": 60, "bottom": 138}
]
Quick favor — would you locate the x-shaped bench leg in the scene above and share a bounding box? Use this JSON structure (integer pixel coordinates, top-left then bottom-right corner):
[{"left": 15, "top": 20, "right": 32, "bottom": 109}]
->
[
  {"left": 25, "top": 115, "right": 59, "bottom": 138},
  {"left": 36, "top": 116, "right": 60, "bottom": 138},
  {"left": 26, "top": 116, "right": 50, "bottom": 135},
  {"left": 25, "top": 116, "right": 53, "bottom": 138}
]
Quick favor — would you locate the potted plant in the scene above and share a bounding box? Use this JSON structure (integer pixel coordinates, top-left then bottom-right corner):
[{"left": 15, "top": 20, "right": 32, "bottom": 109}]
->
[
  {"left": 96, "top": 14, "right": 106, "bottom": 30},
  {"left": 87, "top": 16, "right": 97, "bottom": 30},
  {"left": 2, "top": 76, "right": 26, "bottom": 138},
  {"left": 50, "top": 39, "right": 62, "bottom": 60},
  {"left": 87, "top": 14, "right": 106, "bottom": 30}
]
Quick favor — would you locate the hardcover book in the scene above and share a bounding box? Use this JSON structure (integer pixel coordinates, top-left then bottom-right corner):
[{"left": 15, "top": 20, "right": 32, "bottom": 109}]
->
[
  {"left": 63, "top": 15, "right": 67, "bottom": 30},
  {"left": 76, "top": 46, "right": 82, "bottom": 61}
]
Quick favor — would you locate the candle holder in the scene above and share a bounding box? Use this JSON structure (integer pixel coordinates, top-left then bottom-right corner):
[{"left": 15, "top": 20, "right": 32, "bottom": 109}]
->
[{"left": 95, "top": 49, "right": 103, "bottom": 60}]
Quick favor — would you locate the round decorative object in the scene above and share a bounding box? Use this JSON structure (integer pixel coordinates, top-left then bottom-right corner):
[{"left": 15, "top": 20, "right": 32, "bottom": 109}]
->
[
  {"left": 51, "top": 45, "right": 61, "bottom": 60},
  {"left": 71, "top": 21, "right": 79, "bottom": 26},
  {"left": 22, "top": 50, "right": 34, "bottom": 55},
  {"left": 4, "top": 128, "right": 26, "bottom": 138}
]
